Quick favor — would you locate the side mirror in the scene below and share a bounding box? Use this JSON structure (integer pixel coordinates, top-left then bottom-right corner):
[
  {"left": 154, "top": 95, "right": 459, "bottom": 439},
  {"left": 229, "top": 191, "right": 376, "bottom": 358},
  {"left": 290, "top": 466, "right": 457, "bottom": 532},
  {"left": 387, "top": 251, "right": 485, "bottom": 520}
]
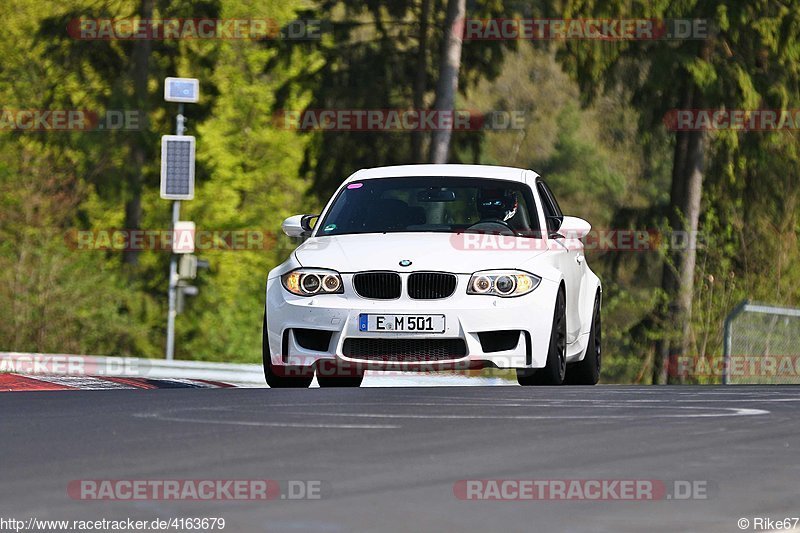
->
[
  {"left": 559, "top": 216, "right": 592, "bottom": 239},
  {"left": 545, "top": 216, "right": 563, "bottom": 238},
  {"left": 282, "top": 214, "right": 319, "bottom": 238}
]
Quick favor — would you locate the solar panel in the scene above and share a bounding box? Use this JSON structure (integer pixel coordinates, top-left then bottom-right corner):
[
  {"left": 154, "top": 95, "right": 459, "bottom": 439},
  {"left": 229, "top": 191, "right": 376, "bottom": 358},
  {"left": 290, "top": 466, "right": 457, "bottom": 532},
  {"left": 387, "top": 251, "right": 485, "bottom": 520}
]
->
[{"left": 160, "top": 135, "right": 195, "bottom": 200}]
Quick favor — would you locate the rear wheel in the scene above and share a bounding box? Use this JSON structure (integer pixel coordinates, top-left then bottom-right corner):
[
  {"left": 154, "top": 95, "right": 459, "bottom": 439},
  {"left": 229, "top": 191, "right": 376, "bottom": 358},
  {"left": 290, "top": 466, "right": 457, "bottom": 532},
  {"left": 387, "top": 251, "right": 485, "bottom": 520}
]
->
[
  {"left": 517, "top": 288, "right": 566, "bottom": 386},
  {"left": 262, "top": 314, "right": 313, "bottom": 388},
  {"left": 564, "top": 292, "right": 601, "bottom": 385}
]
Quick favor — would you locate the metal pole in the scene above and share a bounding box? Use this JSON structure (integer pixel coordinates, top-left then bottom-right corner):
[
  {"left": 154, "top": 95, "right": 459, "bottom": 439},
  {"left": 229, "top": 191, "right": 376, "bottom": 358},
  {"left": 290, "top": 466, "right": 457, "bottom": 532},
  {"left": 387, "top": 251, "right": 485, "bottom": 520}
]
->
[
  {"left": 165, "top": 103, "right": 186, "bottom": 360},
  {"left": 166, "top": 200, "right": 180, "bottom": 360},
  {"left": 176, "top": 103, "right": 185, "bottom": 136},
  {"left": 722, "top": 300, "right": 749, "bottom": 385},
  {"left": 722, "top": 313, "right": 732, "bottom": 386}
]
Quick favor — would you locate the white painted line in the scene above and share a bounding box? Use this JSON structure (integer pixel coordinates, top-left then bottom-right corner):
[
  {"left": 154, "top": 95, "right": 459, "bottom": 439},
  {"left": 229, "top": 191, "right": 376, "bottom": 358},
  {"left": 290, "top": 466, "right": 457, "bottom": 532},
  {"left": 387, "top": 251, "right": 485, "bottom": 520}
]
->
[
  {"left": 133, "top": 413, "right": 399, "bottom": 429},
  {"left": 603, "top": 397, "right": 800, "bottom": 403},
  {"left": 280, "top": 406, "right": 769, "bottom": 419}
]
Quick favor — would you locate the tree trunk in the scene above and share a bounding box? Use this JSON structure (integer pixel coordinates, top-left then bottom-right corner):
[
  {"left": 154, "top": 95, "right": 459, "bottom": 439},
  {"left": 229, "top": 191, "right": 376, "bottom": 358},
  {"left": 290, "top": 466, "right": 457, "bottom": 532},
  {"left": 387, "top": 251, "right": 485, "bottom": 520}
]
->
[
  {"left": 429, "top": 0, "right": 465, "bottom": 164},
  {"left": 411, "top": 0, "right": 431, "bottom": 164},
  {"left": 123, "top": 0, "right": 154, "bottom": 266},
  {"left": 653, "top": 86, "right": 706, "bottom": 384},
  {"left": 675, "top": 127, "right": 705, "bottom": 364}
]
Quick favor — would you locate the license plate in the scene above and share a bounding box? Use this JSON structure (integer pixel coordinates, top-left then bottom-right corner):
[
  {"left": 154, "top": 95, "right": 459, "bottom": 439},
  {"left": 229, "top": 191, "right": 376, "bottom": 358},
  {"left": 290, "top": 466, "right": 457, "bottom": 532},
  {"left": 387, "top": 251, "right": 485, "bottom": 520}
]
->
[{"left": 359, "top": 314, "right": 445, "bottom": 333}]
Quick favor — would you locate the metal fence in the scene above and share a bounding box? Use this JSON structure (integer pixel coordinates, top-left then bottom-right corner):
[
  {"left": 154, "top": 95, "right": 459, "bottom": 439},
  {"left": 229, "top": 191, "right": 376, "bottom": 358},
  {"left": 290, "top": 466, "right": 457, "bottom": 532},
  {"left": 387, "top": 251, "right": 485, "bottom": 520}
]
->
[{"left": 723, "top": 301, "right": 800, "bottom": 384}]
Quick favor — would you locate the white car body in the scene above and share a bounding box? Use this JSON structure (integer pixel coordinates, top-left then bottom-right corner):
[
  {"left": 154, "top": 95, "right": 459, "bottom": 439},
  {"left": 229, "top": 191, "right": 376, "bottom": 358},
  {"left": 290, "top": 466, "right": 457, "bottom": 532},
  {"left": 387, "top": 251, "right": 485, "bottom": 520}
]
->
[{"left": 264, "top": 164, "right": 601, "bottom": 385}]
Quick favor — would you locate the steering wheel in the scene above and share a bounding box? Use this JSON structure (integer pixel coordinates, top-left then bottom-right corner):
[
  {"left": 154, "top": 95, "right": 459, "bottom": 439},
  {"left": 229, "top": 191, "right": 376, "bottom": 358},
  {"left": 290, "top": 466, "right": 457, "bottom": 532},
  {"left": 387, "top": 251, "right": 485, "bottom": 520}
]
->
[{"left": 465, "top": 220, "right": 516, "bottom": 236}]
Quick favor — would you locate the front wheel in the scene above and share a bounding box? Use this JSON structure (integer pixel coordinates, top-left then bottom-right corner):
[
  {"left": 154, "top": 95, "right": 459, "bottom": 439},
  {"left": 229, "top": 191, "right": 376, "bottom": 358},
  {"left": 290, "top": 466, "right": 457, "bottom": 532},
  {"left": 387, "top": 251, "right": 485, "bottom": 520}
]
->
[
  {"left": 316, "top": 360, "right": 364, "bottom": 388},
  {"left": 263, "top": 314, "right": 313, "bottom": 388},
  {"left": 517, "top": 288, "right": 566, "bottom": 386},
  {"left": 564, "top": 292, "right": 601, "bottom": 385}
]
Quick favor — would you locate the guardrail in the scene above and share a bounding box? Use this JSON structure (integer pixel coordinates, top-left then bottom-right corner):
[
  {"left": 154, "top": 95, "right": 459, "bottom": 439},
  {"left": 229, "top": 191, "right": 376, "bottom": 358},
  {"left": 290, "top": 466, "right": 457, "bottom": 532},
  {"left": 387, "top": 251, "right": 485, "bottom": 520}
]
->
[
  {"left": 0, "top": 352, "right": 513, "bottom": 387},
  {"left": 0, "top": 352, "right": 265, "bottom": 385}
]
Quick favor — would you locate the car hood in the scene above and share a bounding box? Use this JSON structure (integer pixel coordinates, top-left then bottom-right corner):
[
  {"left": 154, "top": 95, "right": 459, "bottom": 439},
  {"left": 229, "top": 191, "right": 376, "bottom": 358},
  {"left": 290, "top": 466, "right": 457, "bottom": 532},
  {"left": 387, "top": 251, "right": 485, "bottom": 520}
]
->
[{"left": 293, "top": 232, "right": 547, "bottom": 273}]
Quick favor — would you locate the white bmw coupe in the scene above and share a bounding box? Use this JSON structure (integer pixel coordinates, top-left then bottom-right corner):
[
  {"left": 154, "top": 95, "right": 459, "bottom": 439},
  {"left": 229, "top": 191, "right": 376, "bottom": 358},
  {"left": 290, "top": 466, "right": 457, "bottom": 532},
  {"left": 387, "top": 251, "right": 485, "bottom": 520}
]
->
[{"left": 264, "top": 164, "right": 601, "bottom": 387}]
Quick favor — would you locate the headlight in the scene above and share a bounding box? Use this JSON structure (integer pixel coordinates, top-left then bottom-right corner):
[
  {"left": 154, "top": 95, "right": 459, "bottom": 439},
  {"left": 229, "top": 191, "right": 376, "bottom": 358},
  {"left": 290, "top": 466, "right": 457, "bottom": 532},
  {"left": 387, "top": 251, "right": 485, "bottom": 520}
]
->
[
  {"left": 281, "top": 268, "right": 344, "bottom": 296},
  {"left": 467, "top": 270, "right": 541, "bottom": 297}
]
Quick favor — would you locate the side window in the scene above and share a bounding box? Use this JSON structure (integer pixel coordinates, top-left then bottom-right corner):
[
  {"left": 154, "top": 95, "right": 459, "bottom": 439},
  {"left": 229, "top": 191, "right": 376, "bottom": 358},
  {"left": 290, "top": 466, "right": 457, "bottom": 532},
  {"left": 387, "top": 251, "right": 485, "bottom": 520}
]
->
[
  {"left": 539, "top": 181, "right": 563, "bottom": 218},
  {"left": 537, "top": 181, "right": 562, "bottom": 234},
  {"left": 537, "top": 183, "right": 554, "bottom": 218}
]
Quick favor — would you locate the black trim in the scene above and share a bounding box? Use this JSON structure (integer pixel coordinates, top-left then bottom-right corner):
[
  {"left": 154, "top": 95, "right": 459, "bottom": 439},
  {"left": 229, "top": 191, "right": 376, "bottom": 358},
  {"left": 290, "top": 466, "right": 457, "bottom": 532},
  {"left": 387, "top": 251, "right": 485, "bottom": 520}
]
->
[
  {"left": 343, "top": 338, "right": 467, "bottom": 362},
  {"left": 300, "top": 214, "right": 319, "bottom": 233},
  {"left": 407, "top": 272, "right": 457, "bottom": 299},
  {"left": 293, "top": 328, "right": 333, "bottom": 352},
  {"left": 281, "top": 329, "right": 291, "bottom": 364},
  {"left": 524, "top": 331, "right": 532, "bottom": 366},
  {"left": 353, "top": 271, "right": 402, "bottom": 299},
  {"left": 477, "top": 330, "right": 521, "bottom": 353}
]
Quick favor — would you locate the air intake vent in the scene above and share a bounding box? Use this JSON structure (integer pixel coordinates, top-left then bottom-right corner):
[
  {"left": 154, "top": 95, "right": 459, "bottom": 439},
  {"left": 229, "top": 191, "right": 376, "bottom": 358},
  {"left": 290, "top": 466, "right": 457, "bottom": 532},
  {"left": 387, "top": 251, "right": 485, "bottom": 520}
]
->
[
  {"left": 293, "top": 328, "right": 333, "bottom": 352},
  {"left": 342, "top": 338, "right": 467, "bottom": 362},
  {"left": 353, "top": 272, "right": 402, "bottom": 299},
  {"left": 407, "top": 272, "right": 457, "bottom": 299},
  {"left": 477, "top": 330, "right": 521, "bottom": 353}
]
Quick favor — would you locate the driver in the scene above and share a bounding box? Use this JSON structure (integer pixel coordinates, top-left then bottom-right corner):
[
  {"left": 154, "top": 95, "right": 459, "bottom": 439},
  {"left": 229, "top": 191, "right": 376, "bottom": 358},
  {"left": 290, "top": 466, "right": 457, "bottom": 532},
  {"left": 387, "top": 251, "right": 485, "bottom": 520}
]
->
[{"left": 476, "top": 188, "right": 518, "bottom": 224}]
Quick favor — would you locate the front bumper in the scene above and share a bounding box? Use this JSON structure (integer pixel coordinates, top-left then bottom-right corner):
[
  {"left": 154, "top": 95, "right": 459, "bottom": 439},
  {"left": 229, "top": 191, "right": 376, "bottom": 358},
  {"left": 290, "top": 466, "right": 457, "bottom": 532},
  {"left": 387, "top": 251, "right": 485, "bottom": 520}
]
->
[{"left": 265, "top": 273, "right": 559, "bottom": 370}]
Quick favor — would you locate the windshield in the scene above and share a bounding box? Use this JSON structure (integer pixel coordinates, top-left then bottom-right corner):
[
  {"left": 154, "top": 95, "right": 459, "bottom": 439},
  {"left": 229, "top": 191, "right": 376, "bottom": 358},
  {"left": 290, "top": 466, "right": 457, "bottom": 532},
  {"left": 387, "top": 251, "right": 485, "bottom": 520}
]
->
[{"left": 316, "top": 176, "right": 541, "bottom": 237}]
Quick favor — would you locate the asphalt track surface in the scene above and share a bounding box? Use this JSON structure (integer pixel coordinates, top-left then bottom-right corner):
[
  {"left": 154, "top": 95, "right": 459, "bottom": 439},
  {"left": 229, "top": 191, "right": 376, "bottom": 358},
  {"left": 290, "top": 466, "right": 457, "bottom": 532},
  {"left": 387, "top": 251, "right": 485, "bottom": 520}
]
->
[{"left": 2, "top": 386, "right": 800, "bottom": 533}]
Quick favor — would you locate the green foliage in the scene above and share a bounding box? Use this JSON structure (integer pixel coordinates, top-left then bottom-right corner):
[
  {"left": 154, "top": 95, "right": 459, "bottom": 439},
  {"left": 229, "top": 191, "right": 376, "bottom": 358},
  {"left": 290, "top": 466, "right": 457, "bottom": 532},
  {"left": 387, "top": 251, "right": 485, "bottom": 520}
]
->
[
  {"left": 266, "top": 0, "right": 517, "bottom": 199},
  {"left": 555, "top": 0, "right": 800, "bottom": 381},
  {"left": 0, "top": 140, "right": 158, "bottom": 355},
  {"left": 0, "top": 0, "right": 312, "bottom": 362}
]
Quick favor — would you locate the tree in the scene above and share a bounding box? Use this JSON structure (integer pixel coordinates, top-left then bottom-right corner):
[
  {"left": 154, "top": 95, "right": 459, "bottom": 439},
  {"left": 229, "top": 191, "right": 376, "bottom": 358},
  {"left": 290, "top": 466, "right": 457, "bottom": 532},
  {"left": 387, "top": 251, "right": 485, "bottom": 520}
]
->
[
  {"left": 124, "top": 0, "right": 155, "bottom": 266},
  {"left": 37, "top": 0, "right": 221, "bottom": 269},
  {"left": 0, "top": 0, "right": 312, "bottom": 361},
  {"left": 411, "top": 0, "right": 432, "bottom": 163},
  {"left": 267, "top": 0, "right": 515, "bottom": 200},
  {"left": 429, "top": 0, "right": 465, "bottom": 164},
  {"left": 558, "top": 0, "right": 800, "bottom": 383}
]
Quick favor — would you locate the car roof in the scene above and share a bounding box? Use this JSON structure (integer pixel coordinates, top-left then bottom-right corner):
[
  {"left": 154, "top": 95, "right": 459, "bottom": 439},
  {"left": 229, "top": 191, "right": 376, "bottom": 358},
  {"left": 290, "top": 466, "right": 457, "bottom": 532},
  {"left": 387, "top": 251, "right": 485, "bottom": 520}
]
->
[{"left": 346, "top": 164, "right": 538, "bottom": 184}]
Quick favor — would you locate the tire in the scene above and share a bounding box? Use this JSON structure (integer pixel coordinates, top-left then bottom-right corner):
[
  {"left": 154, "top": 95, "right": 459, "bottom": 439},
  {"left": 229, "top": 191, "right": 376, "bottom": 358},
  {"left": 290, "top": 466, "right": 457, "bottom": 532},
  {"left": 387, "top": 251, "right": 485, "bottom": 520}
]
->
[
  {"left": 316, "top": 360, "right": 364, "bottom": 388},
  {"left": 517, "top": 287, "right": 567, "bottom": 386},
  {"left": 262, "top": 314, "right": 313, "bottom": 388},
  {"left": 564, "top": 292, "right": 601, "bottom": 385}
]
